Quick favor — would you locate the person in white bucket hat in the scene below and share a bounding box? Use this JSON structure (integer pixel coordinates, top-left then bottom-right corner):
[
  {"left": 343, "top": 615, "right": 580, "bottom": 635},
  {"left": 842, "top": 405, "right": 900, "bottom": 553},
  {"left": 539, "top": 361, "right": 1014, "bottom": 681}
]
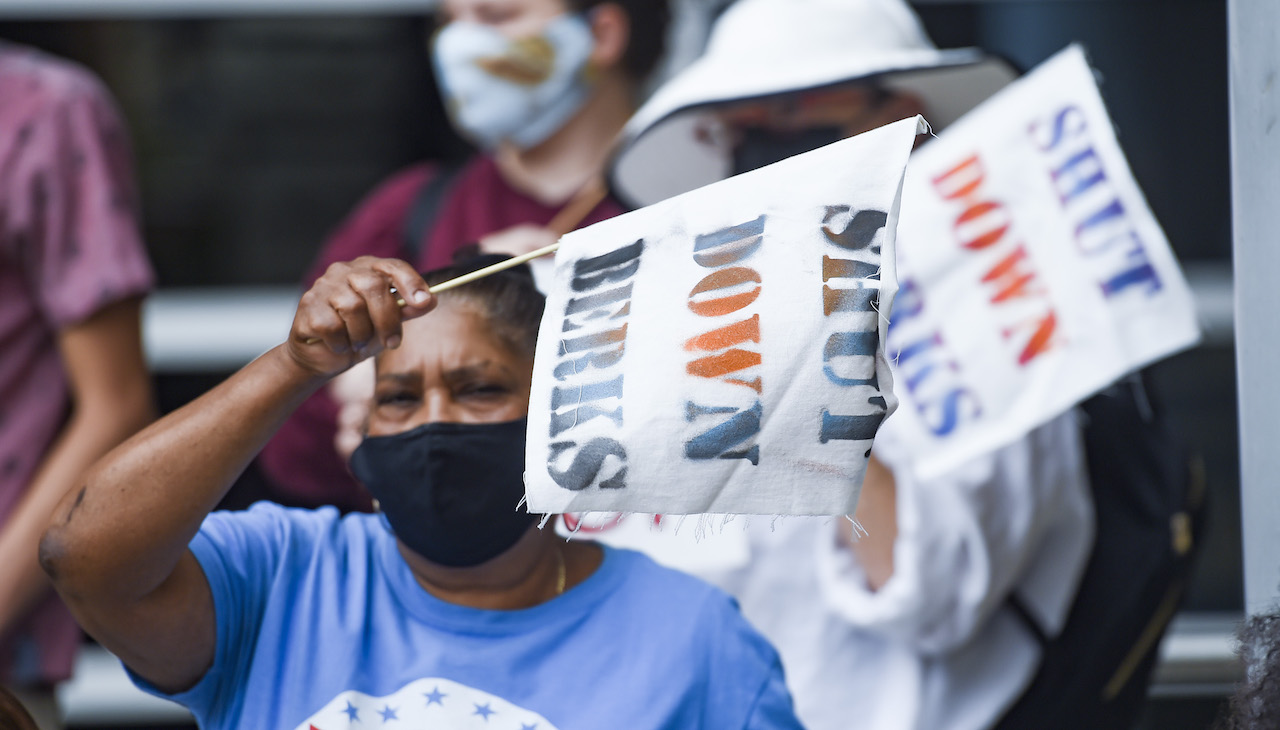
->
[
  {"left": 592, "top": 2, "right": 1103, "bottom": 730},
  {"left": 609, "top": 0, "right": 1017, "bottom": 209}
]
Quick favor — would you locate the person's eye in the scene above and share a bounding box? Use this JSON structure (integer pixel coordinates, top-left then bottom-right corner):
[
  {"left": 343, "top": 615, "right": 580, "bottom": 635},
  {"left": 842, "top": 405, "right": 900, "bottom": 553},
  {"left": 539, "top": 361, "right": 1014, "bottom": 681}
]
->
[
  {"left": 375, "top": 390, "right": 419, "bottom": 407},
  {"left": 459, "top": 382, "right": 510, "bottom": 399}
]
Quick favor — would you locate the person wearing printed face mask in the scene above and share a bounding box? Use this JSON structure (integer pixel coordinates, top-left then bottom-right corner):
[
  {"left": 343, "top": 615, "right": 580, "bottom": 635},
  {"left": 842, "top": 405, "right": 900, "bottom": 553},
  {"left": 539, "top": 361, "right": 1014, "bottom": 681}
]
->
[
  {"left": 38, "top": 255, "right": 805, "bottom": 730},
  {"left": 258, "top": 0, "right": 670, "bottom": 515}
]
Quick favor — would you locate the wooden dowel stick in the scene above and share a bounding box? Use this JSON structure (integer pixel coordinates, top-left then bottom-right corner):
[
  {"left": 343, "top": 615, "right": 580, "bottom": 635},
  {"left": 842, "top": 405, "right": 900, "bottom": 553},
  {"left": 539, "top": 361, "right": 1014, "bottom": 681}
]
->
[
  {"left": 299, "top": 240, "right": 563, "bottom": 345},
  {"left": 428, "top": 239, "right": 561, "bottom": 293},
  {"left": 300, "top": 176, "right": 603, "bottom": 345}
]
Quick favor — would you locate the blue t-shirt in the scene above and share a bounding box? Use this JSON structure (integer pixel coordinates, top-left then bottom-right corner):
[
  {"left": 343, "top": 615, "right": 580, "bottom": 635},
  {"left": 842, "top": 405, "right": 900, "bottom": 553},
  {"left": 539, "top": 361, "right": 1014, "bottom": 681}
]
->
[{"left": 132, "top": 503, "right": 802, "bottom": 730}]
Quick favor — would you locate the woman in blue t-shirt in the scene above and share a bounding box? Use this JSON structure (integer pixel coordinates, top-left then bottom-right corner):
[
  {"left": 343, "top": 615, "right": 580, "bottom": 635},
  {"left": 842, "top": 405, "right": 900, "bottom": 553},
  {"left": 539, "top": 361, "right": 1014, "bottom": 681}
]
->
[{"left": 39, "top": 255, "right": 802, "bottom": 730}]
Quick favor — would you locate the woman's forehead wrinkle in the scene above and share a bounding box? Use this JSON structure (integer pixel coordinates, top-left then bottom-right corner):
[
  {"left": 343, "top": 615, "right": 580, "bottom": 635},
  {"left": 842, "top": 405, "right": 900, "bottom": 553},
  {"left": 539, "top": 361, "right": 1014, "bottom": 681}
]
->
[
  {"left": 441, "top": 359, "right": 518, "bottom": 383},
  {"left": 383, "top": 302, "right": 529, "bottom": 389},
  {"left": 375, "top": 372, "right": 419, "bottom": 387}
]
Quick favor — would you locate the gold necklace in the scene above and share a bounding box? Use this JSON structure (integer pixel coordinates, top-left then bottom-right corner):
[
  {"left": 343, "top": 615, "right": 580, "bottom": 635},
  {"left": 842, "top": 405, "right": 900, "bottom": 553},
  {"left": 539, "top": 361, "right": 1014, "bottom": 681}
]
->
[{"left": 554, "top": 546, "right": 567, "bottom": 596}]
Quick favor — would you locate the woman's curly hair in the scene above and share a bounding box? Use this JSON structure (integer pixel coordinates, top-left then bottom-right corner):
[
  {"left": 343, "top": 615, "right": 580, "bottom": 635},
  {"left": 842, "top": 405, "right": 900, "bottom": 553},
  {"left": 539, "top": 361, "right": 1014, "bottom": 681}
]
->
[{"left": 1218, "top": 611, "right": 1280, "bottom": 729}]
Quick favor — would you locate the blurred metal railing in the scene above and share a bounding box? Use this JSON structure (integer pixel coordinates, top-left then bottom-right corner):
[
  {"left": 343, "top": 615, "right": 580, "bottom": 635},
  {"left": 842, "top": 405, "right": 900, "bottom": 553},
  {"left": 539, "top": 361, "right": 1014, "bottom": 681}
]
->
[
  {"left": 143, "top": 286, "right": 299, "bottom": 373},
  {"left": 1150, "top": 613, "right": 1244, "bottom": 699},
  {"left": 141, "top": 263, "right": 1234, "bottom": 372},
  {"left": 58, "top": 646, "right": 192, "bottom": 726}
]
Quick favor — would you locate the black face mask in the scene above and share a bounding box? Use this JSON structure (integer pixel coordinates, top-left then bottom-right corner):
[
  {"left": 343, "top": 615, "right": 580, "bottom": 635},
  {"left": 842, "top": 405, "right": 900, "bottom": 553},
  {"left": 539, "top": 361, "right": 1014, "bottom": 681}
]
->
[
  {"left": 350, "top": 418, "right": 536, "bottom": 568},
  {"left": 731, "top": 126, "right": 847, "bottom": 175}
]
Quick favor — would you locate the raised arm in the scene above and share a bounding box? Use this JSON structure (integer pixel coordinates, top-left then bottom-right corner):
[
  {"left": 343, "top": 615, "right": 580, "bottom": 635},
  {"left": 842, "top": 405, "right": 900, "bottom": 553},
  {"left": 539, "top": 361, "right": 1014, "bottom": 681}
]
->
[{"left": 39, "top": 257, "right": 434, "bottom": 693}]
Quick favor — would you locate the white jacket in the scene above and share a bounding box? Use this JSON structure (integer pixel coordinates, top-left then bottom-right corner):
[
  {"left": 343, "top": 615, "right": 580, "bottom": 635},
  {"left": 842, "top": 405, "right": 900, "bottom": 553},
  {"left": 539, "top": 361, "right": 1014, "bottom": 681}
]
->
[{"left": 703, "top": 411, "right": 1094, "bottom": 730}]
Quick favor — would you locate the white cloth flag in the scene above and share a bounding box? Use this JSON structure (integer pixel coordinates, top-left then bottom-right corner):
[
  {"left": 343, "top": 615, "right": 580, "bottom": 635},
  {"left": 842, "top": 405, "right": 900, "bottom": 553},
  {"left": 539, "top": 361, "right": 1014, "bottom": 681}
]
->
[
  {"left": 525, "top": 116, "right": 926, "bottom": 516},
  {"left": 886, "top": 45, "right": 1200, "bottom": 480}
]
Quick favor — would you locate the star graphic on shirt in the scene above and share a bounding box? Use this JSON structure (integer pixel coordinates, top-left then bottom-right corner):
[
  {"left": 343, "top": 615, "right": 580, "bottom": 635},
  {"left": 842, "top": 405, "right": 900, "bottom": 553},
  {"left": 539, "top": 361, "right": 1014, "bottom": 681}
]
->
[
  {"left": 473, "top": 702, "right": 496, "bottom": 721},
  {"left": 377, "top": 705, "right": 398, "bottom": 723},
  {"left": 342, "top": 701, "right": 360, "bottom": 721},
  {"left": 423, "top": 687, "right": 447, "bottom": 706}
]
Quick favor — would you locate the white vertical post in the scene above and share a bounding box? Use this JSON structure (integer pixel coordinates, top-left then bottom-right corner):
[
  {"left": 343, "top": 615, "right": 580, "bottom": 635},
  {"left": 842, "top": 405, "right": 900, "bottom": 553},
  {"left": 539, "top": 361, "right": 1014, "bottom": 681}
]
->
[{"left": 1229, "top": 0, "right": 1280, "bottom": 616}]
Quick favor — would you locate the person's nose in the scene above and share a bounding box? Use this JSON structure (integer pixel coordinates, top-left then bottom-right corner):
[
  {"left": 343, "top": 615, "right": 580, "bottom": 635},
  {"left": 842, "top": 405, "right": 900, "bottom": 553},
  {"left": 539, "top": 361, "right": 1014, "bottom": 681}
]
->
[{"left": 416, "top": 388, "right": 462, "bottom": 426}]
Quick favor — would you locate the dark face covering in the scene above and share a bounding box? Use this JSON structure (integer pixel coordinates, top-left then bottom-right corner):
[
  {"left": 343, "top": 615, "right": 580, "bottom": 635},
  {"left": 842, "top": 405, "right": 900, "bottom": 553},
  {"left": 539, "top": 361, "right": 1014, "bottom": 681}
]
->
[
  {"left": 350, "top": 418, "right": 536, "bottom": 568},
  {"left": 731, "top": 126, "right": 846, "bottom": 175}
]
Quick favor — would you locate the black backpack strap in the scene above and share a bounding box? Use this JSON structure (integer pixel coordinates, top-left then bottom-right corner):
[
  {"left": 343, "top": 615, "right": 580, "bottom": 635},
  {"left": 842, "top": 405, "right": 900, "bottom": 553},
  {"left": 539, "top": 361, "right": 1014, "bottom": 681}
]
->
[
  {"left": 401, "top": 161, "right": 464, "bottom": 260},
  {"left": 995, "top": 373, "right": 1205, "bottom": 730}
]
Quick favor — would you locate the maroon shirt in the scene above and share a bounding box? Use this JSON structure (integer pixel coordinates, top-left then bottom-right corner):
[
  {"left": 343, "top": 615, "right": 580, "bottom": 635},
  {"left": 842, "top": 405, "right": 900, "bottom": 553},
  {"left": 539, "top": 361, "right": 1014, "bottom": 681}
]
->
[
  {"left": 258, "top": 155, "right": 624, "bottom": 511},
  {"left": 0, "top": 43, "right": 154, "bottom": 685}
]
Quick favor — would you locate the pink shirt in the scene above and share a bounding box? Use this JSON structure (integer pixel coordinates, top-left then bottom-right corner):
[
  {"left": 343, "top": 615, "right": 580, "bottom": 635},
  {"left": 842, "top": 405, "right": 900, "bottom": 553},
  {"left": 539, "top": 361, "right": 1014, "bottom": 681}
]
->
[
  {"left": 258, "top": 156, "right": 625, "bottom": 511},
  {"left": 0, "top": 43, "right": 154, "bottom": 686}
]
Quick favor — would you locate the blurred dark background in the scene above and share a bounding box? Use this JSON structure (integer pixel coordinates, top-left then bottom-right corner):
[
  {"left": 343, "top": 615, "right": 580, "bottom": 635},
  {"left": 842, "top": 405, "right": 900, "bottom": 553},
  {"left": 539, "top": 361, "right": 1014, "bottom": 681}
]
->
[
  {"left": 0, "top": 15, "right": 473, "bottom": 285},
  {"left": 0, "top": 0, "right": 1236, "bottom": 727},
  {"left": 0, "top": 1, "right": 1231, "bottom": 281}
]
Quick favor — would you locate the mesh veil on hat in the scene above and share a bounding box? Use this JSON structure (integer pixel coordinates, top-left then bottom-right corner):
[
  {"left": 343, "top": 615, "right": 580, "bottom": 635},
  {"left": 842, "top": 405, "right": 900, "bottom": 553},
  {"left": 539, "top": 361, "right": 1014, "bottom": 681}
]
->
[{"left": 610, "top": 0, "right": 1018, "bottom": 209}]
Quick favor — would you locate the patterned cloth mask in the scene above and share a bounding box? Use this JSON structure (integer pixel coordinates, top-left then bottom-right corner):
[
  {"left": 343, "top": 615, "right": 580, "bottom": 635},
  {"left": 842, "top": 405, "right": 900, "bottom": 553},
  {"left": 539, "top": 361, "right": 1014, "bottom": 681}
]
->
[
  {"left": 432, "top": 14, "right": 596, "bottom": 150},
  {"left": 350, "top": 419, "right": 536, "bottom": 567}
]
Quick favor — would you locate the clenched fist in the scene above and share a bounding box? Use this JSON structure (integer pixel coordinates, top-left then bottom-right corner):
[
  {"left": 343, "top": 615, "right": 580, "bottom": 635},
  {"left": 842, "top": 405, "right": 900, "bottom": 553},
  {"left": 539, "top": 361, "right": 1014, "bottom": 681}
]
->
[{"left": 286, "top": 256, "right": 436, "bottom": 379}]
